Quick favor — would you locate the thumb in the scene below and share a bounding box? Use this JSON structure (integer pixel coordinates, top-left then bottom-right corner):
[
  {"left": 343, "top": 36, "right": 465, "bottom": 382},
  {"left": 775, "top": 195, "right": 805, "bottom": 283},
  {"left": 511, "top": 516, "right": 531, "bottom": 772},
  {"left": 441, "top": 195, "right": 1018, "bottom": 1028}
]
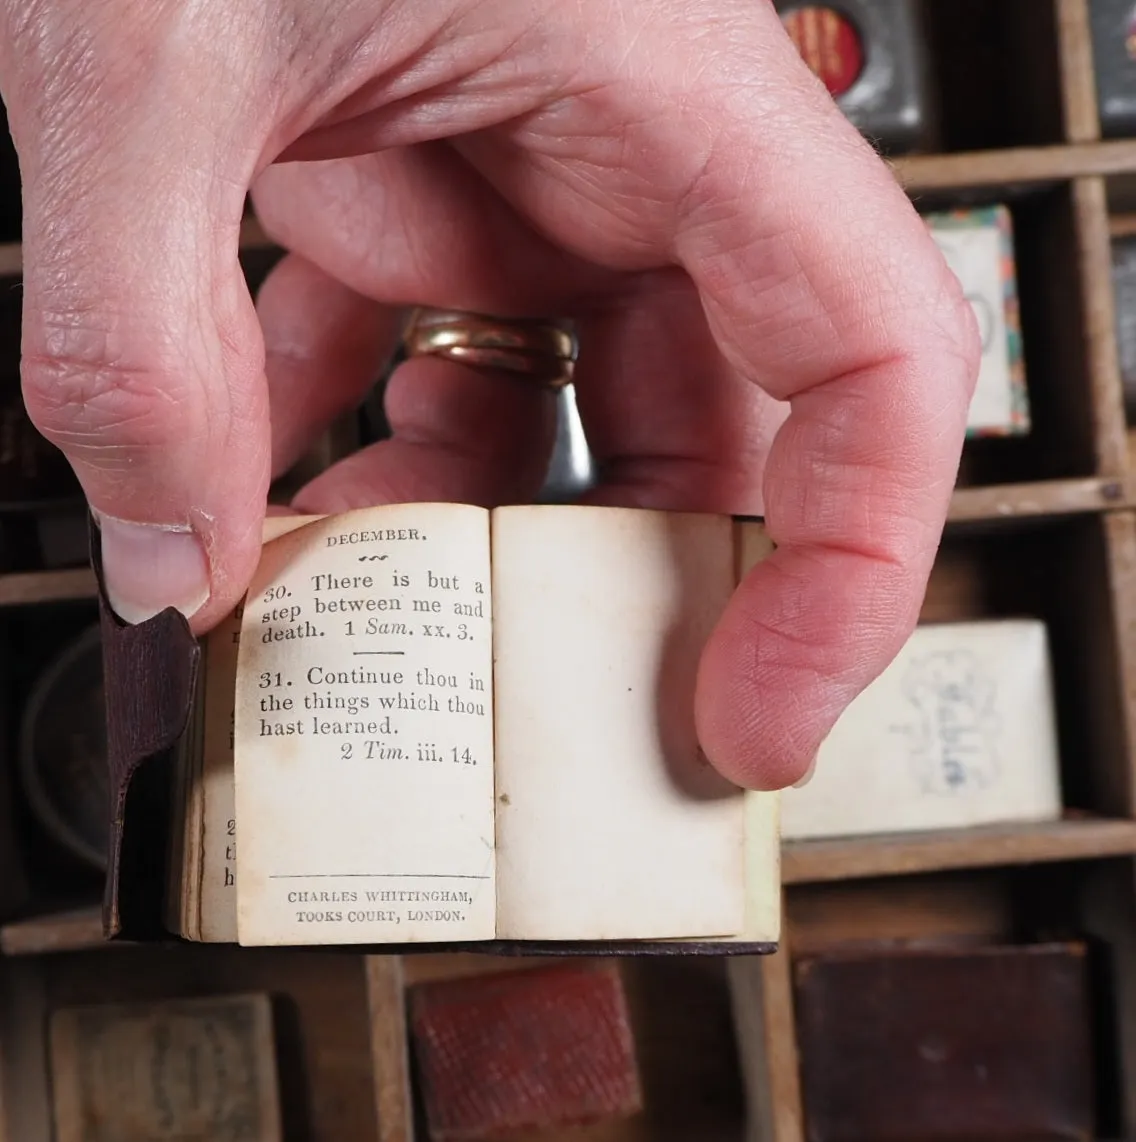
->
[{"left": 5, "top": 26, "right": 270, "bottom": 631}]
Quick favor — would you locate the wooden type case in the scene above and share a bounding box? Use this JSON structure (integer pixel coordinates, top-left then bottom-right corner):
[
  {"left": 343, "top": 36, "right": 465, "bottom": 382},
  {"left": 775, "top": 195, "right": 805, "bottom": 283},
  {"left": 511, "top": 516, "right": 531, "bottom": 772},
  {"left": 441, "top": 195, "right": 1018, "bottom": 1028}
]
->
[{"left": 8, "top": 1, "right": 1136, "bottom": 1139}]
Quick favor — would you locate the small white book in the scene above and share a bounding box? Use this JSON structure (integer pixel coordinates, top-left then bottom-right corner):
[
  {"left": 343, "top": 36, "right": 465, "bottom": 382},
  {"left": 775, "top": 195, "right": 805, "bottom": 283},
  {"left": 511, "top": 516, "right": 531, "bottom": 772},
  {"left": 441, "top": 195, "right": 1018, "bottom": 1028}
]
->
[
  {"left": 782, "top": 619, "right": 1062, "bottom": 840},
  {"left": 927, "top": 205, "right": 1029, "bottom": 437}
]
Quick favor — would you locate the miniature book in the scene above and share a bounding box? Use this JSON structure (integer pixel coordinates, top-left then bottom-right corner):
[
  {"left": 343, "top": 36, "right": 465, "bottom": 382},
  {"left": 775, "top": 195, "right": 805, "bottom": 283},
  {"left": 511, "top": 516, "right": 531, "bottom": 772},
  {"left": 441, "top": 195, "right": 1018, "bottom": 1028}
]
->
[
  {"left": 793, "top": 944, "right": 1093, "bottom": 1142},
  {"left": 409, "top": 962, "right": 642, "bottom": 1140},
  {"left": 782, "top": 619, "right": 1062, "bottom": 840},
  {"left": 49, "top": 993, "right": 282, "bottom": 1142},
  {"left": 926, "top": 205, "right": 1029, "bottom": 438},
  {"left": 152, "top": 504, "right": 780, "bottom": 953}
]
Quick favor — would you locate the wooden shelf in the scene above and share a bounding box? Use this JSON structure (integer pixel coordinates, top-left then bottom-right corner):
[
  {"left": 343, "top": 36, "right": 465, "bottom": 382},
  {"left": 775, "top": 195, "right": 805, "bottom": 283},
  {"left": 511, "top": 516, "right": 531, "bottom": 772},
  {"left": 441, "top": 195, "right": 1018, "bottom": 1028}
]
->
[
  {"left": 11, "top": 817, "right": 1136, "bottom": 955},
  {"left": 0, "top": 905, "right": 104, "bottom": 957},
  {"left": 782, "top": 817, "right": 1136, "bottom": 886},
  {"left": 896, "top": 139, "right": 1136, "bottom": 194},
  {"left": 948, "top": 477, "right": 1129, "bottom": 524},
  {"left": 0, "top": 567, "right": 95, "bottom": 607}
]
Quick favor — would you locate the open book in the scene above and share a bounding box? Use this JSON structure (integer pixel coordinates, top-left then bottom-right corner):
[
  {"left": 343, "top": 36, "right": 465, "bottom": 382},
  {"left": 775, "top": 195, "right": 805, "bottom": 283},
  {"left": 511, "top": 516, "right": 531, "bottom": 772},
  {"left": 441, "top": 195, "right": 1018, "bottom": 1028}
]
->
[{"left": 165, "top": 504, "right": 780, "bottom": 951}]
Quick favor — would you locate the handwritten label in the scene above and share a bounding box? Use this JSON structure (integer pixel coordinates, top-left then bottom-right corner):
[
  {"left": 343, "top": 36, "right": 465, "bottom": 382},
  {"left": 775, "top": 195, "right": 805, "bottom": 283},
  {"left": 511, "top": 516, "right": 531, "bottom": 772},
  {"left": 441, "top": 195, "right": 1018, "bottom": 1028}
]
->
[{"left": 893, "top": 649, "right": 1002, "bottom": 795}]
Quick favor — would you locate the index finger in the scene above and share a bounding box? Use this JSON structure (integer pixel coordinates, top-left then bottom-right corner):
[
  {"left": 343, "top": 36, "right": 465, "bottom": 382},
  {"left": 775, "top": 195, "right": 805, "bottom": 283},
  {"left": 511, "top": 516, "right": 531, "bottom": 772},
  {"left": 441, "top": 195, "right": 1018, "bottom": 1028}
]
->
[{"left": 670, "top": 16, "right": 980, "bottom": 787}]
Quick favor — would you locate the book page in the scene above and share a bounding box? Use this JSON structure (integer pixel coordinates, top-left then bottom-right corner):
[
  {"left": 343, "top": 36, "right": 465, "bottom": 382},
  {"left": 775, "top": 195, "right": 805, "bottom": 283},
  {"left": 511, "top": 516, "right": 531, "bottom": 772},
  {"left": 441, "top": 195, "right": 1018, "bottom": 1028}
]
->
[
  {"left": 676, "top": 519, "right": 780, "bottom": 947},
  {"left": 491, "top": 506, "right": 745, "bottom": 941},
  {"left": 739, "top": 790, "right": 780, "bottom": 942},
  {"left": 194, "top": 604, "right": 241, "bottom": 940},
  {"left": 234, "top": 503, "right": 496, "bottom": 946},
  {"left": 193, "top": 515, "right": 323, "bottom": 942},
  {"left": 735, "top": 521, "right": 781, "bottom": 943}
]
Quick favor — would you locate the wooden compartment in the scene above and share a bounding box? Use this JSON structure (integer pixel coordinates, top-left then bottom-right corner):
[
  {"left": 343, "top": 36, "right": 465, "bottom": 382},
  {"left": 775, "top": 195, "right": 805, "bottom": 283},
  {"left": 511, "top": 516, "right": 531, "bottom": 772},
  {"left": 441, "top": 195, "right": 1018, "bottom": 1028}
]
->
[
  {"left": 922, "top": 516, "right": 1128, "bottom": 815},
  {"left": 392, "top": 953, "right": 747, "bottom": 1142},
  {"left": 918, "top": 0, "right": 1069, "bottom": 153},
  {"left": 779, "top": 860, "right": 1136, "bottom": 1142},
  {"left": 0, "top": 945, "right": 380, "bottom": 1142},
  {"left": 733, "top": 858, "right": 1136, "bottom": 1142},
  {"left": 906, "top": 181, "right": 1115, "bottom": 489},
  {"left": 780, "top": 512, "right": 1136, "bottom": 896},
  {"left": 777, "top": 0, "right": 1069, "bottom": 156},
  {"left": 0, "top": 1, "right": 1135, "bottom": 1140}
]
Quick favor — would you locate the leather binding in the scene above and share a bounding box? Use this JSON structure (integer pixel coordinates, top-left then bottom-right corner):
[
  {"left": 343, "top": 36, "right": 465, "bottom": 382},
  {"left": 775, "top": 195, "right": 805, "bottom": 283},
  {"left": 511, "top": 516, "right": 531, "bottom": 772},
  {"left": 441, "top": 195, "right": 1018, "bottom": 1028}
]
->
[
  {"left": 409, "top": 962, "right": 642, "bottom": 1139},
  {"left": 793, "top": 942, "right": 1095, "bottom": 1142},
  {"left": 92, "top": 517, "right": 200, "bottom": 941},
  {"left": 93, "top": 516, "right": 776, "bottom": 956}
]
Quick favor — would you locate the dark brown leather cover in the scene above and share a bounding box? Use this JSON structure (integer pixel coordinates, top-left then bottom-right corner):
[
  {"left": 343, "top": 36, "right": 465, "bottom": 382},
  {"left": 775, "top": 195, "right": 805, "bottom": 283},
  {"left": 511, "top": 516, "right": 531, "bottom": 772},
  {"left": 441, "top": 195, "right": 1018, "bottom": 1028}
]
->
[
  {"left": 92, "top": 517, "right": 200, "bottom": 940},
  {"left": 794, "top": 942, "right": 1094, "bottom": 1142},
  {"left": 93, "top": 515, "right": 776, "bottom": 956}
]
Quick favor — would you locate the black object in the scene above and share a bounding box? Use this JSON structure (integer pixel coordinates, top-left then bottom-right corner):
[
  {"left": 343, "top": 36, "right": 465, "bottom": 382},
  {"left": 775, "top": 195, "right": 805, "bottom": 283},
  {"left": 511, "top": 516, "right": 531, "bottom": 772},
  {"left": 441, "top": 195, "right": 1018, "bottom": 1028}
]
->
[
  {"left": 1111, "top": 237, "right": 1136, "bottom": 421},
  {"left": 775, "top": 1, "right": 933, "bottom": 154},
  {"left": 1091, "top": 0, "right": 1136, "bottom": 137},
  {"left": 0, "top": 103, "right": 20, "bottom": 244},
  {"left": 18, "top": 625, "right": 108, "bottom": 870}
]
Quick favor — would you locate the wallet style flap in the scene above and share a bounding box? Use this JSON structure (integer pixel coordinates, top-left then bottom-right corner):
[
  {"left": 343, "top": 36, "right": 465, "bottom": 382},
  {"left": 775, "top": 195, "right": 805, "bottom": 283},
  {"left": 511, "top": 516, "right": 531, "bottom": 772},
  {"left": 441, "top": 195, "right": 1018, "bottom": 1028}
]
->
[{"left": 92, "top": 516, "right": 200, "bottom": 940}]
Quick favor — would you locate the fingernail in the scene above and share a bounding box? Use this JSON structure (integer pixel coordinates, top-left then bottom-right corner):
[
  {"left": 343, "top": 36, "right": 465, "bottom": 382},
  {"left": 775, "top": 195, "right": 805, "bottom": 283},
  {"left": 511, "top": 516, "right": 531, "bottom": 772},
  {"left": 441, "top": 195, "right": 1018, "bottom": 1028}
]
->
[
  {"left": 792, "top": 753, "right": 819, "bottom": 789},
  {"left": 98, "top": 514, "right": 210, "bottom": 625}
]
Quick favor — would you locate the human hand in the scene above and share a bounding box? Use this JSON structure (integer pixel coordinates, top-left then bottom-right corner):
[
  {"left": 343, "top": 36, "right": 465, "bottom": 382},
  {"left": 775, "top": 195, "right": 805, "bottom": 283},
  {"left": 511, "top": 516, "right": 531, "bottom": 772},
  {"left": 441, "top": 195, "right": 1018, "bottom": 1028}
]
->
[{"left": 2, "top": 0, "right": 979, "bottom": 789}]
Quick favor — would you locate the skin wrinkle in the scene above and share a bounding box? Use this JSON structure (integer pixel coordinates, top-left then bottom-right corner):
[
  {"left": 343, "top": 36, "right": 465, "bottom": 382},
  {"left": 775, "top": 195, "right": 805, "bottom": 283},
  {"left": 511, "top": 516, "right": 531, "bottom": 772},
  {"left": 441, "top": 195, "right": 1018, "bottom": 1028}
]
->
[
  {"left": 788, "top": 368, "right": 951, "bottom": 474},
  {"left": 765, "top": 434, "right": 956, "bottom": 563},
  {"left": 734, "top": 571, "right": 903, "bottom": 704},
  {"left": 254, "top": 145, "right": 611, "bottom": 314},
  {"left": 275, "top": 6, "right": 569, "bottom": 161},
  {"left": 24, "top": 351, "right": 198, "bottom": 453},
  {"left": 587, "top": 455, "right": 760, "bottom": 513}
]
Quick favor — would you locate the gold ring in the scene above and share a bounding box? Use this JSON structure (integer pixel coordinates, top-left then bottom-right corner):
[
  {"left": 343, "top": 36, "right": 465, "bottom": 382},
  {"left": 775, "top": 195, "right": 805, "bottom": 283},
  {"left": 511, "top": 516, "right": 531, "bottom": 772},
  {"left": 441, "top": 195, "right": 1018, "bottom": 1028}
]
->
[{"left": 402, "top": 307, "right": 577, "bottom": 390}]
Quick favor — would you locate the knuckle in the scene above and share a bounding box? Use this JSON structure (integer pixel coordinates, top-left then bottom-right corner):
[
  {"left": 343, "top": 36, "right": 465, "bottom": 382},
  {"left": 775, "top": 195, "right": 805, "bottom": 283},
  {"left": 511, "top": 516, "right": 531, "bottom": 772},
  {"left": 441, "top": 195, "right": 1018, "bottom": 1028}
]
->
[{"left": 21, "top": 315, "right": 191, "bottom": 457}]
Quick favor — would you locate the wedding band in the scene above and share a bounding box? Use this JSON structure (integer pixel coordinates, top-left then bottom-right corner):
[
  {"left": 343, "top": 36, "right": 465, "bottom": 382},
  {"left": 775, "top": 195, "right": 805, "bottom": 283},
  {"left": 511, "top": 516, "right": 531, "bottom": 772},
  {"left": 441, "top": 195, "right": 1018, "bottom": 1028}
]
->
[{"left": 402, "top": 307, "right": 577, "bottom": 390}]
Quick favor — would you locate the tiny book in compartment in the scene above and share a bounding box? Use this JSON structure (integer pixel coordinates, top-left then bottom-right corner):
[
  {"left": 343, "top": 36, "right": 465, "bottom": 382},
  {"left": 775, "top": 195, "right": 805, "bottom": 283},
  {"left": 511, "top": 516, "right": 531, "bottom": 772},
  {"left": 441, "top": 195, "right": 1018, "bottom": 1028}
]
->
[
  {"left": 98, "top": 504, "right": 781, "bottom": 953},
  {"left": 49, "top": 993, "right": 283, "bottom": 1142},
  {"left": 781, "top": 618, "right": 1063, "bottom": 841}
]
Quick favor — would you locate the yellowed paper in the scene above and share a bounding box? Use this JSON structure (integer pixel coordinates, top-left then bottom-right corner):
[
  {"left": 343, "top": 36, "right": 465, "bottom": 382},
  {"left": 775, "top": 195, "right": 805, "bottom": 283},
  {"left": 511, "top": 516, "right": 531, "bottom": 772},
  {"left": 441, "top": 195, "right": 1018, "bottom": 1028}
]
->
[
  {"left": 194, "top": 515, "right": 324, "bottom": 942},
  {"left": 234, "top": 504, "right": 496, "bottom": 946},
  {"left": 491, "top": 505, "right": 745, "bottom": 941}
]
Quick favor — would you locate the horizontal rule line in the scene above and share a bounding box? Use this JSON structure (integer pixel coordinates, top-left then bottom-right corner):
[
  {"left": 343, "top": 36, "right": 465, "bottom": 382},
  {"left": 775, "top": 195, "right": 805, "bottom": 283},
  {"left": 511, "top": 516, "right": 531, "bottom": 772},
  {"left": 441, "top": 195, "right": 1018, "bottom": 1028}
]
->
[
  {"left": 352, "top": 650, "right": 405, "bottom": 656},
  {"left": 268, "top": 873, "right": 491, "bottom": 880}
]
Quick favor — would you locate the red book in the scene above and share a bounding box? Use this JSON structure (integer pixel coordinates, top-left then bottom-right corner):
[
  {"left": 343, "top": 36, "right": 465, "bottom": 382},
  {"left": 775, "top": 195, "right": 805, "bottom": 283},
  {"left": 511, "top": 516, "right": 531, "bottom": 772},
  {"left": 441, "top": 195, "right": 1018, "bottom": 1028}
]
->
[{"left": 409, "top": 962, "right": 643, "bottom": 1141}]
